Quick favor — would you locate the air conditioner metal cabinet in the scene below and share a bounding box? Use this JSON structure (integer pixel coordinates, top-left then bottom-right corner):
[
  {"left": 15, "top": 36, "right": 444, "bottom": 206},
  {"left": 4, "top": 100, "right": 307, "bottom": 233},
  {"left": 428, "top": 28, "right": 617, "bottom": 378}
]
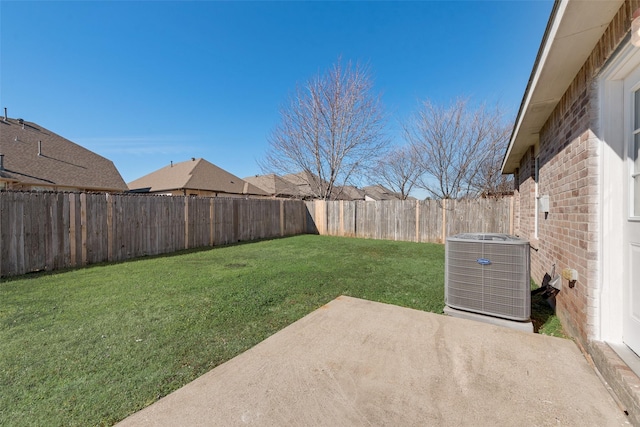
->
[{"left": 445, "top": 233, "right": 531, "bottom": 322}]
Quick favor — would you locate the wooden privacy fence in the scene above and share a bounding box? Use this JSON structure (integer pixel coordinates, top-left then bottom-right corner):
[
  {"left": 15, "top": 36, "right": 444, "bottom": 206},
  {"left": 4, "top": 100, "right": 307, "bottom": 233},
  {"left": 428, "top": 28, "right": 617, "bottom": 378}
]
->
[
  {"left": 305, "top": 198, "right": 514, "bottom": 243},
  {"left": 0, "top": 192, "right": 308, "bottom": 278},
  {"left": 0, "top": 191, "right": 513, "bottom": 278}
]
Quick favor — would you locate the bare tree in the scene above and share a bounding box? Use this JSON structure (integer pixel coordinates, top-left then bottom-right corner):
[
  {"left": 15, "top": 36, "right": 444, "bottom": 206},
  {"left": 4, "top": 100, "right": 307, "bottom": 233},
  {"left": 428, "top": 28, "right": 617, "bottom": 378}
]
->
[
  {"left": 404, "top": 98, "right": 512, "bottom": 199},
  {"left": 370, "top": 145, "right": 422, "bottom": 200},
  {"left": 261, "top": 59, "right": 388, "bottom": 200},
  {"left": 469, "top": 124, "right": 514, "bottom": 197}
]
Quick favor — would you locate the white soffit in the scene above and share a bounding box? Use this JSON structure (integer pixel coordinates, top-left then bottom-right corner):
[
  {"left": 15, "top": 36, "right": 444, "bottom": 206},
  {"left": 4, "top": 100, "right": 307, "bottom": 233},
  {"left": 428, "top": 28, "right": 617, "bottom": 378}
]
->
[{"left": 502, "top": 0, "right": 624, "bottom": 174}]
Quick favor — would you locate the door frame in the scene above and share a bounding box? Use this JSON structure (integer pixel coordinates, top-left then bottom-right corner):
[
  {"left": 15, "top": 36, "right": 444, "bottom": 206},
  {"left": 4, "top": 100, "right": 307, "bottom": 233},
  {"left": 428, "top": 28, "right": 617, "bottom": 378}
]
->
[
  {"left": 623, "top": 63, "right": 640, "bottom": 354},
  {"left": 598, "top": 40, "right": 640, "bottom": 349}
]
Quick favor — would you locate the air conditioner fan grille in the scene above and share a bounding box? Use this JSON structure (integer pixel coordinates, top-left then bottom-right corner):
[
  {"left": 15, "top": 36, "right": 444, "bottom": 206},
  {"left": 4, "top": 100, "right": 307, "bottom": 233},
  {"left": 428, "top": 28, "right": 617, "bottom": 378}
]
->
[{"left": 445, "top": 234, "right": 530, "bottom": 321}]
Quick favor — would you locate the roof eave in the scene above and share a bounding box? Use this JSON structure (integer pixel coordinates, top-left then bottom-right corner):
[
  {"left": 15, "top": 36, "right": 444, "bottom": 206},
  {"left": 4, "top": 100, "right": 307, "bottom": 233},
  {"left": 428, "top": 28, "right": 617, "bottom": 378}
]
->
[{"left": 502, "top": 0, "right": 624, "bottom": 174}]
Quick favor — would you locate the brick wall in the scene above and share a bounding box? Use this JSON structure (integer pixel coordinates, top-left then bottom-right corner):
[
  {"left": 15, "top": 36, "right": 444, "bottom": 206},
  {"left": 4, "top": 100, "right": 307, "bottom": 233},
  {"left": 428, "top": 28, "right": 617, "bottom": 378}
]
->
[{"left": 514, "top": 0, "right": 637, "bottom": 344}]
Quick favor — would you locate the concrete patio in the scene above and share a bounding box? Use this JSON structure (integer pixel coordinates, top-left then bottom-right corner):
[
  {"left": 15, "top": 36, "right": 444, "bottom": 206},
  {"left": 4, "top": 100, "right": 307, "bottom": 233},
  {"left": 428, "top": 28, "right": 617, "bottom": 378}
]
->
[{"left": 117, "top": 296, "right": 630, "bottom": 426}]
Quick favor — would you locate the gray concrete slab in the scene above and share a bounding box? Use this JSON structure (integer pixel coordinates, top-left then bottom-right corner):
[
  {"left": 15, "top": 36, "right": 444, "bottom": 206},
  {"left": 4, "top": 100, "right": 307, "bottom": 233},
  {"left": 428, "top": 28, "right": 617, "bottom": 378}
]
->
[
  {"left": 443, "top": 305, "right": 534, "bottom": 333},
  {"left": 117, "top": 296, "right": 630, "bottom": 426}
]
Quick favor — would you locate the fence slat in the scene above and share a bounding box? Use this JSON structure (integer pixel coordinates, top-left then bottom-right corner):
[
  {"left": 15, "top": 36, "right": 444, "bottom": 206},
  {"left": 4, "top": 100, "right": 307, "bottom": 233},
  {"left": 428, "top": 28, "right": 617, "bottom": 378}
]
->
[
  {"left": 307, "top": 198, "right": 513, "bottom": 243},
  {"left": 0, "top": 191, "right": 512, "bottom": 278},
  {"left": 0, "top": 192, "right": 309, "bottom": 278}
]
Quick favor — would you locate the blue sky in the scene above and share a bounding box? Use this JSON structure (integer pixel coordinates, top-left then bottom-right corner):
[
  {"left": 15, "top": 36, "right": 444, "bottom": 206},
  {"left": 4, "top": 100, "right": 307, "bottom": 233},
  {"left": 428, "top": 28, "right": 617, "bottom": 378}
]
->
[{"left": 0, "top": 0, "right": 553, "bottom": 186}]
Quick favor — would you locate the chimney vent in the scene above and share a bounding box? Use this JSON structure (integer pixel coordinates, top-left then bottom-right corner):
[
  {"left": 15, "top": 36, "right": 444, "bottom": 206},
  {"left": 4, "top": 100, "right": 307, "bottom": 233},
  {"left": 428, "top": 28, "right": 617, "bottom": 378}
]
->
[
  {"left": 171, "top": 160, "right": 173, "bottom": 167},
  {"left": 0, "top": 154, "right": 4, "bottom": 171},
  {"left": 38, "top": 141, "right": 42, "bottom": 156},
  {"left": 3, "top": 108, "right": 6, "bottom": 121}
]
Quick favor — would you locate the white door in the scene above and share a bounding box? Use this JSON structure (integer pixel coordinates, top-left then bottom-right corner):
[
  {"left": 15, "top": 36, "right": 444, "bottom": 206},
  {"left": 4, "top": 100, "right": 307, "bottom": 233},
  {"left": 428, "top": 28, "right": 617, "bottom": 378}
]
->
[{"left": 623, "top": 71, "right": 640, "bottom": 355}]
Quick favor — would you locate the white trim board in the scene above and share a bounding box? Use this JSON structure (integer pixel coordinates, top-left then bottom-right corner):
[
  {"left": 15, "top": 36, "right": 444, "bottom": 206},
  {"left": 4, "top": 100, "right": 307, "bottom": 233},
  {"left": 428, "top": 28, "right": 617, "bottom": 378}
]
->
[{"left": 597, "top": 42, "right": 640, "bottom": 344}]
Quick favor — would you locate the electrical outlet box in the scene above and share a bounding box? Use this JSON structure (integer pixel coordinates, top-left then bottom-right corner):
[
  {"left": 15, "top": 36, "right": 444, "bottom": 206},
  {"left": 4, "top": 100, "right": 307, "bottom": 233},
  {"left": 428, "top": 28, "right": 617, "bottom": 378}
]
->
[
  {"left": 539, "top": 195, "right": 550, "bottom": 213},
  {"left": 562, "top": 268, "right": 578, "bottom": 282}
]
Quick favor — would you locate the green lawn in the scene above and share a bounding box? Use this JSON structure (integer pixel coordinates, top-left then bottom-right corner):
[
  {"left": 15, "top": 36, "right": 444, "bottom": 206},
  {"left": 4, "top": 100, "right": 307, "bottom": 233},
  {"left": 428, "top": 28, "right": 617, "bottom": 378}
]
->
[{"left": 0, "top": 235, "right": 561, "bottom": 426}]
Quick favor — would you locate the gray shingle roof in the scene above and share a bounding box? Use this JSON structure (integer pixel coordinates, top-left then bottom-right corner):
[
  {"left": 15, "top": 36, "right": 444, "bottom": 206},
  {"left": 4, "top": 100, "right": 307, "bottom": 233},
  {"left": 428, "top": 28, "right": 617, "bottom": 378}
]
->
[
  {"left": 243, "top": 174, "right": 300, "bottom": 198},
  {"left": 363, "top": 185, "right": 402, "bottom": 201},
  {"left": 128, "top": 158, "right": 267, "bottom": 196},
  {"left": 280, "top": 171, "right": 326, "bottom": 198},
  {"left": 333, "top": 185, "right": 365, "bottom": 201},
  {"left": 0, "top": 117, "right": 127, "bottom": 192},
  {"left": 280, "top": 172, "right": 367, "bottom": 200}
]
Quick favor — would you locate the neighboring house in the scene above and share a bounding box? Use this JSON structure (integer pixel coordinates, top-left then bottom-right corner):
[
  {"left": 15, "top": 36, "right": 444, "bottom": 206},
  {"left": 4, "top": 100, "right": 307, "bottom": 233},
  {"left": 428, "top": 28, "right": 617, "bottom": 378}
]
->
[
  {"left": 280, "top": 171, "right": 323, "bottom": 199},
  {"left": 128, "top": 158, "right": 268, "bottom": 198},
  {"left": 333, "top": 185, "right": 365, "bottom": 201},
  {"left": 280, "top": 172, "right": 367, "bottom": 200},
  {"left": 243, "top": 174, "right": 300, "bottom": 199},
  {"left": 502, "top": 0, "right": 640, "bottom": 421},
  {"left": 0, "top": 115, "right": 127, "bottom": 192},
  {"left": 280, "top": 171, "right": 333, "bottom": 200},
  {"left": 363, "top": 185, "right": 402, "bottom": 201}
]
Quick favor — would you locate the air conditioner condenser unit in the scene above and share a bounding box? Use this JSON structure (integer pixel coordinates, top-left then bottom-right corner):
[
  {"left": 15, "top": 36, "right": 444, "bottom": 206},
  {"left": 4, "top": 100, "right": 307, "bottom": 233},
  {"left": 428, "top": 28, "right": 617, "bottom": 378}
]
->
[{"left": 445, "top": 233, "right": 530, "bottom": 322}]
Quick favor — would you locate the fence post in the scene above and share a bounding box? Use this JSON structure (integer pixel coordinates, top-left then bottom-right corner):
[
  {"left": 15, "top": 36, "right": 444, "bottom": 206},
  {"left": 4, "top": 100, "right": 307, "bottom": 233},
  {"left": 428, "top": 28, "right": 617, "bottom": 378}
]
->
[
  {"left": 280, "top": 199, "right": 285, "bottom": 237},
  {"left": 184, "top": 196, "right": 189, "bottom": 249},
  {"left": 80, "top": 192, "right": 88, "bottom": 266},
  {"left": 106, "top": 193, "right": 113, "bottom": 262},
  {"left": 340, "top": 200, "right": 344, "bottom": 236},
  {"left": 210, "top": 198, "right": 215, "bottom": 246},
  {"left": 315, "top": 200, "right": 327, "bottom": 235},
  {"left": 353, "top": 201, "right": 357, "bottom": 237},
  {"left": 303, "top": 201, "right": 308, "bottom": 233},
  {"left": 441, "top": 199, "right": 447, "bottom": 243},
  {"left": 69, "top": 193, "right": 76, "bottom": 267},
  {"left": 415, "top": 200, "right": 420, "bottom": 243}
]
